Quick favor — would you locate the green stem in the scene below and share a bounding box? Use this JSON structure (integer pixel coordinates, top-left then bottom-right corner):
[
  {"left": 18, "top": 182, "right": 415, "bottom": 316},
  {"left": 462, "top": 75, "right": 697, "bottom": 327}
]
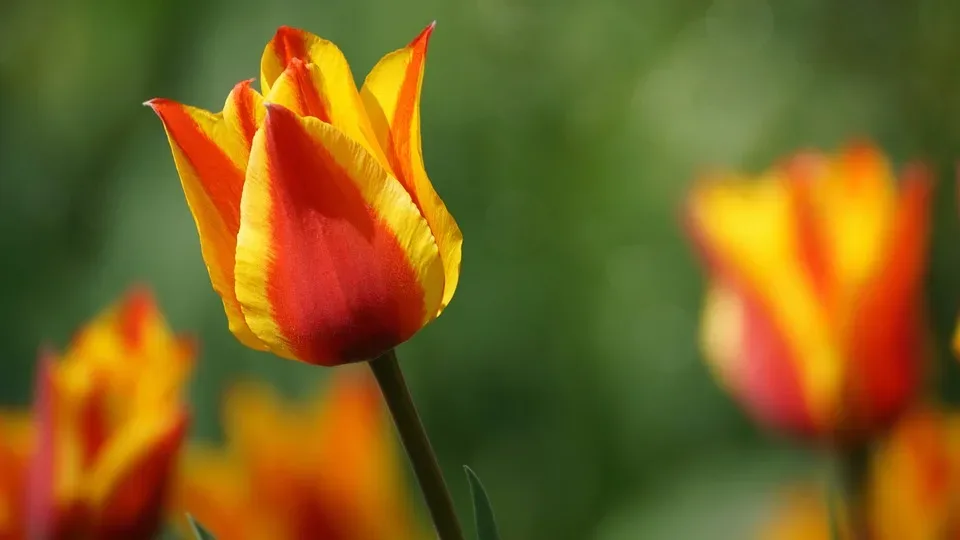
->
[
  {"left": 368, "top": 350, "right": 464, "bottom": 540},
  {"left": 835, "top": 444, "right": 871, "bottom": 540}
]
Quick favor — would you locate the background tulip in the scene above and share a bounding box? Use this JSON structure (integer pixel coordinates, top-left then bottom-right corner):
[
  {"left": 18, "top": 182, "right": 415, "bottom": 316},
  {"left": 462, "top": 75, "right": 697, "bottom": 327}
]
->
[
  {"left": 758, "top": 407, "right": 960, "bottom": 540},
  {"left": 177, "top": 369, "right": 420, "bottom": 540},
  {"left": 25, "top": 289, "right": 193, "bottom": 539},
  {"left": 687, "top": 144, "right": 932, "bottom": 442}
]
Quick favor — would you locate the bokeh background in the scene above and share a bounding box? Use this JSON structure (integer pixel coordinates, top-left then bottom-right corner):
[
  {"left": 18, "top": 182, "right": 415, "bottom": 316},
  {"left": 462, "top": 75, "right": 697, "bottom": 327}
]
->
[{"left": 3, "top": 0, "right": 960, "bottom": 537}]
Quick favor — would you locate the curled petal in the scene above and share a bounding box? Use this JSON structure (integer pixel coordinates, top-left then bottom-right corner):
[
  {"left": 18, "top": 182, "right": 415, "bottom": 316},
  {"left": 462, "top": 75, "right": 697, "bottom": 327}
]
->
[
  {"left": 146, "top": 83, "right": 267, "bottom": 351},
  {"left": 235, "top": 104, "right": 444, "bottom": 365},
  {"left": 360, "top": 22, "right": 462, "bottom": 314}
]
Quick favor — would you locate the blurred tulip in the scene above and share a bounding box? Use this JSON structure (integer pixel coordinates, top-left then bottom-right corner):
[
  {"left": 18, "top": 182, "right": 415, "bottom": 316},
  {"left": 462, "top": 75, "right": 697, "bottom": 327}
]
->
[
  {"left": 758, "top": 408, "right": 960, "bottom": 540},
  {"left": 25, "top": 288, "right": 193, "bottom": 539},
  {"left": 0, "top": 413, "right": 31, "bottom": 540},
  {"left": 687, "top": 143, "right": 931, "bottom": 441},
  {"left": 177, "top": 370, "right": 420, "bottom": 540},
  {"left": 147, "top": 23, "right": 462, "bottom": 367}
]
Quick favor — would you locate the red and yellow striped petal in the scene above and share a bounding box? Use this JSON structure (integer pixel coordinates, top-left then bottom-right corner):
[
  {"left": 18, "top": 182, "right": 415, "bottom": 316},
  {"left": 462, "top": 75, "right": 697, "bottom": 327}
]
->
[
  {"left": 235, "top": 104, "right": 444, "bottom": 365},
  {"left": 700, "top": 281, "right": 816, "bottom": 435},
  {"left": 261, "top": 27, "right": 367, "bottom": 123},
  {"left": 870, "top": 409, "right": 958, "bottom": 540},
  {"left": 360, "top": 23, "right": 463, "bottom": 314},
  {"left": 845, "top": 168, "right": 931, "bottom": 432},
  {"left": 89, "top": 410, "right": 187, "bottom": 538},
  {"left": 686, "top": 174, "right": 842, "bottom": 430},
  {"left": 146, "top": 83, "right": 267, "bottom": 351},
  {"left": 264, "top": 58, "right": 390, "bottom": 168},
  {"left": 0, "top": 412, "right": 31, "bottom": 540}
]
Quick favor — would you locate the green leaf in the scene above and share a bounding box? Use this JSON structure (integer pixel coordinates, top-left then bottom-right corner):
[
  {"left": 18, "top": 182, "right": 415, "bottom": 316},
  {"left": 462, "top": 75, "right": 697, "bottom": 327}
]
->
[
  {"left": 186, "top": 514, "right": 216, "bottom": 540},
  {"left": 464, "top": 466, "right": 502, "bottom": 540}
]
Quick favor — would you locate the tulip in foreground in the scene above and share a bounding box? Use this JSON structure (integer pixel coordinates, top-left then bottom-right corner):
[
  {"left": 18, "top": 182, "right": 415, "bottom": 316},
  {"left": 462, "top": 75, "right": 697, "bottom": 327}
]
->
[
  {"left": 758, "top": 407, "right": 960, "bottom": 540},
  {"left": 177, "top": 370, "right": 420, "bottom": 540},
  {"left": 26, "top": 289, "right": 194, "bottom": 539},
  {"left": 687, "top": 143, "right": 931, "bottom": 441},
  {"left": 147, "top": 23, "right": 461, "bottom": 367}
]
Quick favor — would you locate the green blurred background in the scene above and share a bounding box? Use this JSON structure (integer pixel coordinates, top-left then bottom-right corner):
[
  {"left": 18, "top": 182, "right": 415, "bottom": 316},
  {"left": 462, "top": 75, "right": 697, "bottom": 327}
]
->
[{"left": 3, "top": 0, "right": 960, "bottom": 537}]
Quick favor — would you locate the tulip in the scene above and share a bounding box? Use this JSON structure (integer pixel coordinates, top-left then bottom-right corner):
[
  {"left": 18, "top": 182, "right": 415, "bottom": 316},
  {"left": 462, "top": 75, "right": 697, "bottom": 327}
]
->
[
  {"left": 26, "top": 288, "right": 193, "bottom": 539},
  {"left": 147, "top": 23, "right": 462, "bottom": 367},
  {"left": 758, "top": 408, "right": 960, "bottom": 540},
  {"left": 0, "top": 413, "right": 31, "bottom": 540},
  {"left": 687, "top": 143, "right": 931, "bottom": 441},
  {"left": 177, "top": 370, "right": 420, "bottom": 540}
]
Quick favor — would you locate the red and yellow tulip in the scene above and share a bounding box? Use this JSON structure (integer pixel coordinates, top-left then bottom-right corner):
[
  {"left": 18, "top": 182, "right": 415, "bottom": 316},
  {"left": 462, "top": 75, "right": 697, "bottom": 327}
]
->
[
  {"left": 147, "top": 23, "right": 462, "bottom": 367},
  {"left": 177, "top": 370, "right": 420, "bottom": 540},
  {"left": 686, "top": 143, "right": 931, "bottom": 441},
  {"left": 0, "top": 413, "right": 31, "bottom": 540},
  {"left": 25, "top": 288, "right": 194, "bottom": 539},
  {"left": 758, "top": 407, "right": 960, "bottom": 540}
]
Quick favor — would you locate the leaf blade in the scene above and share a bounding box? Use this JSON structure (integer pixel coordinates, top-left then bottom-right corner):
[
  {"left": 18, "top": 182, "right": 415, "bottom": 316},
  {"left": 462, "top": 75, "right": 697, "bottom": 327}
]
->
[
  {"left": 464, "top": 466, "right": 501, "bottom": 540},
  {"left": 186, "top": 513, "right": 216, "bottom": 540}
]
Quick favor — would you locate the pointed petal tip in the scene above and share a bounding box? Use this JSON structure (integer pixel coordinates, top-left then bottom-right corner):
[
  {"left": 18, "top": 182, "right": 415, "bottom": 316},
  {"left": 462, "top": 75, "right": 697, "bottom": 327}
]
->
[
  {"left": 124, "top": 283, "right": 156, "bottom": 304},
  {"left": 234, "top": 78, "right": 256, "bottom": 91},
  {"left": 263, "top": 101, "right": 286, "bottom": 115},
  {"left": 143, "top": 97, "right": 181, "bottom": 119},
  {"left": 411, "top": 21, "right": 436, "bottom": 47},
  {"left": 275, "top": 25, "right": 301, "bottom": 37},
  {"left": 143, "top": 98, "right": 164, "bottom": 111}
]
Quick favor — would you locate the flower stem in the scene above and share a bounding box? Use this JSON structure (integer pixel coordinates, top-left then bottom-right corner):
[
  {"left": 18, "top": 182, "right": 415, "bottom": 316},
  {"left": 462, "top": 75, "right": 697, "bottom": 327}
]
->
[
  {"left": 835, "top": 444, "right": 871, "bottom": 540},
  {"left": 369, "top": 349, "right": 464, "bottom": 540}
]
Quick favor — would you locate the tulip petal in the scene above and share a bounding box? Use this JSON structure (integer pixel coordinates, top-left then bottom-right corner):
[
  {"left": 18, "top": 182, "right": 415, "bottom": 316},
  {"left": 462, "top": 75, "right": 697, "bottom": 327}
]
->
[
  {"left": 846, "top": 168, "right": 931, "bottom": 431},
  {"left": 261, "top": 26, "right": 363, "bottom": 112},
  {"left": 88, "top": 410, "right": 187, "bottom": 538},
  {"left": 360, "top": 23, "right": 462, "bottom": 314},
  {"left": 817, "top": 143, "right": 898, "bottom": 310},
  {"left": 265, "top": 58, "right": 391, "bottom": 168},
  {"left": 700, "top": 282, "right": 815, "bottom": 434},
  {"left": 235, "top": 104, "right": 444, "bottom": 365},
  {"left": 175, "top": 445, "right": 252, "bottom": 540},
  {"left": 146, "top": 82, "right": 267, "bottom": 351},
  {"left": 686, "top": 175, "right": 842, "bottom": 431},
  {"left": 313, "top": 370, "right": 416, "bottom": 539},
  {"left": 26, "top": 355, "right": 57, "bottom": 540}
]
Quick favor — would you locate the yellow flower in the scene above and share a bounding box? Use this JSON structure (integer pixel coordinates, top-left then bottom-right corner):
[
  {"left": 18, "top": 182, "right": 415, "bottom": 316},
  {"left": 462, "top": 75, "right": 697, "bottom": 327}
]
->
[
  {"left": 687, "top": 143, "right": 932, "bottom": 440},
  {"left": 177, "top": 370, "right": 421, "bottom": 540},
  {"left": 26, "top": 288, "right": 194, "bottom": 539},
  {"left": 147, "top": 23, "right": 462, "bottom": 366}
]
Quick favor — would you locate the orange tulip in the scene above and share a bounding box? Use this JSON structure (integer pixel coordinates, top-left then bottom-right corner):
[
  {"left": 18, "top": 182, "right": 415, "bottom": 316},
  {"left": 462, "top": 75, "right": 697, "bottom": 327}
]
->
[
  {"left": 758, "top": 408, "right": 960, "bottom": 540},
  {"left": 25, "top": 288, "right": 193, "bottom": 539},
  {"left": 0, "top": 413, "right": 31, "bottom": 540},
  {"left": 147, "top": 23, "right": 462, "bottom": 367},
  {"left": 177, "top": 370, "right": 420, "bottom": 540},
  {"left": 686, "top": 143, "right": 931, "bottom": 441}
]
